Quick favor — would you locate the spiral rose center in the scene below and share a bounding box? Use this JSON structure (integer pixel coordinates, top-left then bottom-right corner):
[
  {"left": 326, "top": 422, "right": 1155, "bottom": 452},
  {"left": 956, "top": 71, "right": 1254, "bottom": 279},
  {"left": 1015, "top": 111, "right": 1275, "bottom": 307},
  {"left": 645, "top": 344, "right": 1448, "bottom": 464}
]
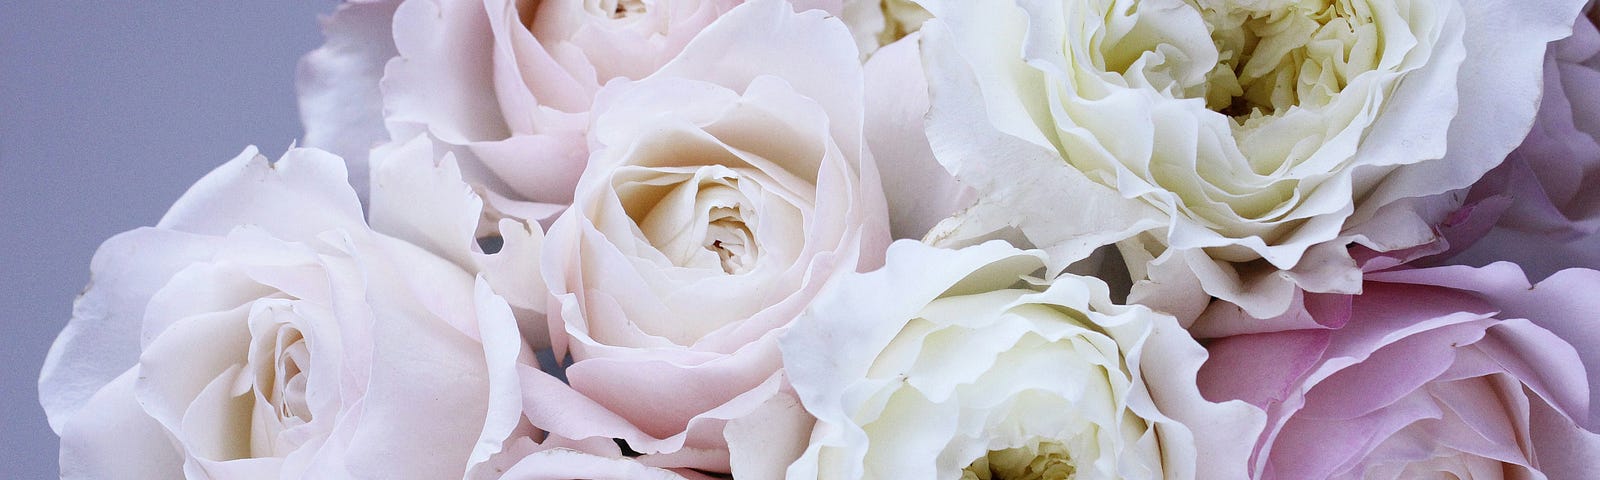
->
[
  {"left": 1201, "top": 0, "right": 1380, "bottom": 119},
  {"left": 598, "top": 0, "right": 646, "bottom": 19},
  {"left": 704, "top": 208, "right": 757, "bottom": 274},
  {"left": 269, "top": 327, "right": 313, "bottom": 425},
  {"left": 961, "top": 441, "right": 1077, "bottom": 480},
  {"left": 624, "top": 166, "right": 773, "bottom": 275}
]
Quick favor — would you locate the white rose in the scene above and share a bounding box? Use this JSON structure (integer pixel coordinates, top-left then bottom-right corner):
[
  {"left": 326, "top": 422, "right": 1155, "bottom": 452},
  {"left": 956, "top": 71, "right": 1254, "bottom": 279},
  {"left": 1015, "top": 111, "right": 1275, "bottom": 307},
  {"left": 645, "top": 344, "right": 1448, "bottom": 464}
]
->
[
  {"left": 536, "top": 0, "right": 890, "bottom": 474},
  {"left": 39, "top": 147, "right": 541, "bottom": 479},
  {"left": 781, "top": 240, "right": 1264, "bottom": 479},
  {"left": 917, "top": 0, "right": 1587, "bottom": 320}
]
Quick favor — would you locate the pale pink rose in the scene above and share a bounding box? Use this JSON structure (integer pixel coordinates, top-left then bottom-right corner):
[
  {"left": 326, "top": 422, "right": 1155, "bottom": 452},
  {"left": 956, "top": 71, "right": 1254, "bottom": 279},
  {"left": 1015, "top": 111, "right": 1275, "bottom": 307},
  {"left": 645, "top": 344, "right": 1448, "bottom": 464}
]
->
[
  {"left": 861, "top": 32, "right": 974, "bottom": 240},
  {"left": 1199, "top": 263, "right": 1600, "bottom": 479},
  {"left": 538, "top": 0, "right": 889, "bottom": 474},
  {"left": 297, "top": 0, "right": 400, "bottom": 195},
  {"left": 38, "top": 147, "right": 554, "bottom": 478},
  {"left": 299, "top": 0, "right": 843, "bottom": 212}
]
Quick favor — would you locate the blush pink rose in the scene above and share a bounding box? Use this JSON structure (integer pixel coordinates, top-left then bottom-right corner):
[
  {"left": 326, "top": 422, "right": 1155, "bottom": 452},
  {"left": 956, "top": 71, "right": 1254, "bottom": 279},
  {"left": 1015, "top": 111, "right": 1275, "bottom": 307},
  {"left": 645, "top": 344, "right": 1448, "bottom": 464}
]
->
[
  {"left": 38, "top": 147, "right": 546, "bottom": 479},
  {"left": 300, "top": 0, "right": 842, "bottom": 212},
  {"left": 537, "top": 0, "right": 889, "bottom": 475},
  {"left": 1199, "top": 263, "right": 1600, "bottom": 479},
  {"left": 38, "top": 145, "right": 712, "bottom": 479}
]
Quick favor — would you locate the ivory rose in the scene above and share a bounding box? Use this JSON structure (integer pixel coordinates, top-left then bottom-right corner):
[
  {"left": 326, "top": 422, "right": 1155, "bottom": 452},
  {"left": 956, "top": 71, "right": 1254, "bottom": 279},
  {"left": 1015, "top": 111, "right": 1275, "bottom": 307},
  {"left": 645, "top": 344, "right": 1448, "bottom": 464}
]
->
[
  {"left": 916, "top": 0, "right": 1589, "bottom": 320},
  {"left": 299, "top": 0, "right": 842, "bottom": 210},
  {"left": 539, "top": 0, "right": 889, "bottom": 474},
  {"left": 1199, "top": 263, "right": 1600, "bottom": 479},
  {"left": 38, "top": 147, "right": 544, "bottom": 478},
  {"left": 782, "top": 240, "right": 1264, "bottom": 479}
]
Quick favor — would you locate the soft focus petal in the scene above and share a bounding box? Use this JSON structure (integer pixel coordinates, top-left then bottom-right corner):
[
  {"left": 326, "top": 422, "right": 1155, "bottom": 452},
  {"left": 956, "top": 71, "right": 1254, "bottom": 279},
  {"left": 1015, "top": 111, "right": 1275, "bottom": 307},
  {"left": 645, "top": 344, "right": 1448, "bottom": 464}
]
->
[{"left": 296, "top": 0, "right": 401, "bottom": 195}]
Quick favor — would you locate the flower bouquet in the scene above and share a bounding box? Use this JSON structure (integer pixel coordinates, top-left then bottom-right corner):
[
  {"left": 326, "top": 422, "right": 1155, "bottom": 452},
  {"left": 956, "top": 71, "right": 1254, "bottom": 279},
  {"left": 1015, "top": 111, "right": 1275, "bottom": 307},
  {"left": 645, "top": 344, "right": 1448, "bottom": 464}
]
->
[{"left": 40, "top": 0, "right": 1600, "bottom": 478}]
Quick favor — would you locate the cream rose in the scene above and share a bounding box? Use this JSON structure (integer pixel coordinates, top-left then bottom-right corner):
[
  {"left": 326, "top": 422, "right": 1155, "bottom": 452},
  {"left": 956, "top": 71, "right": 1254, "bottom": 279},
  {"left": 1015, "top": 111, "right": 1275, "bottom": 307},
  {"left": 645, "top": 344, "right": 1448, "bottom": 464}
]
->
[
  {"left": 917, "top": 0, "right": 1588, "bottom": 320},
  {"left": 781, "top": 240, "right": 1264, "bottom": 479},
  {"left": 537, "top": 0, "right": 890, "bottom": 474},
  {"left": 39, "top": 147, "right": 544, "bottom": 478}
]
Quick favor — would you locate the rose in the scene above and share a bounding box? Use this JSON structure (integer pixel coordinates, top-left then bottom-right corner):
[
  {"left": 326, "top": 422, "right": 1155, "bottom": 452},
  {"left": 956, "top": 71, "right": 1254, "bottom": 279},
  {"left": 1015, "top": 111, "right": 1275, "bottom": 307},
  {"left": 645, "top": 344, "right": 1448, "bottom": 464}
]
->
[
  {"left": 839, "top": 0, "right": 930, "bottom": 59},
  {"left": 1481, "top": 4, "right": 1600, "bottom": 238},
  {"left": 1449, "top": 4, "right": 1600, "bottom": 279},
  {"left": 296, "top": 0, "right": 400, "bottom": 194},
  {"left": 299, "top": 0, "right": 846, "bottom": 212},
  {"left": 366, "top": 133, "right": 557, "bottom": 347},
  {"left": 1198, "top": 263, "right": 1600, "bottom": 479},
  {"left": 861, "top": 32, "right": 976, "bottom": 240},
  {"left": 380, "top": 0, "right": 748, "bottom": 208},
  {"left": 915, "top": 0, "right": 1588, "bottom": 320},
  {"left": 781, "top": 240, "right": 1264, "bottom": 479},
  {"left": 38, "top": 147, "right": 547, "bottom": 478},
  {"left": 536, "top": 0, "right": 890, "bottom": 474}
]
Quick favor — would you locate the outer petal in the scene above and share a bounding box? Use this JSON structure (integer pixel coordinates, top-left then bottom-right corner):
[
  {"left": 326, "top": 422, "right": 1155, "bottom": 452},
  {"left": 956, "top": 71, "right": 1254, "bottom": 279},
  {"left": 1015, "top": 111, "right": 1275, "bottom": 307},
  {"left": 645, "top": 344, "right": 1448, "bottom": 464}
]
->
[
  {"left": 724, "top": 381, "right": 815, "bottom": 480},
  {"left": 369, "top": 134, "right": 484, "bottom": 269},
  {"left": 1374, "top": 264, "right": 1600, "bottom": 429},
  {"left": 654, "top": 0, "right": 866, "bottom": 157},
  {"left": 1130, "top": 308, "right": 1267, "bottom": 480},
  {"left": 382, "top": 0, "right": 507, "bottom": 145},
  {"left": 1352, "top": 0, "right": 1586, "bottom": 224},
  {"left": 341, "top": 241, "right": 506, "bottom": 479},
  {"left": 57, "top": 370, "right": 184, "bottom": 480},
  {"left": 500, "top": 449, "right": 686, "bottom": 480},
  {"left": 157, "top": 146, "right": 366, "bottom": 240},
  {"left": 369, "top": 134, "right": 552, "bottom": 345},
  {"left": 917, "top": 6, "right": 1165, "bottom": 270},
  {"left": 296, "top": 0, "right": 401, "bottom": 195},
  {"left": 863, "top": 34, "right": 973, "bottom": 240},
  {"left": 39, "top": 228, "right": 220, "bottom": 432},
  {"left": 462, "top": 277, "right": 539, "bottom": 478}
]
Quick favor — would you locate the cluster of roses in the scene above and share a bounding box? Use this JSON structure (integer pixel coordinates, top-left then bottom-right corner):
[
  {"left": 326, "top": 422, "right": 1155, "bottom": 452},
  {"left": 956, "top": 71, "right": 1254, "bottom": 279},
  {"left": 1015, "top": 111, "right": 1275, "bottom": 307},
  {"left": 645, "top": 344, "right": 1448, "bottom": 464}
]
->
[{"left": 40, "top": 0, "right": 1600, "bottom": 478}]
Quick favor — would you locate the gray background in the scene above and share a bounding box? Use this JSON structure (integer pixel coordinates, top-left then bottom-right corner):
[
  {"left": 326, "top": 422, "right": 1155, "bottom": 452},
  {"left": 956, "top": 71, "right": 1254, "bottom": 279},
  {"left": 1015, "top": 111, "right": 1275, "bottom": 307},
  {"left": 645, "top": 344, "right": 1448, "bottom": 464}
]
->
[{"left": 3, "top": 3, "right": 334, "bottom": 477}]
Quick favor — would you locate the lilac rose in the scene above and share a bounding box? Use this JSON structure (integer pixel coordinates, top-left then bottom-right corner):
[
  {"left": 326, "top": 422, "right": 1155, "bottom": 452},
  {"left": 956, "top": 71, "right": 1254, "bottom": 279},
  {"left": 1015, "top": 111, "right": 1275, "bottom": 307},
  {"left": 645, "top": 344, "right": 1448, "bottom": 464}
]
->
[{"left": 1199, "top": 263, "right": 1600, "bottom": 479}]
